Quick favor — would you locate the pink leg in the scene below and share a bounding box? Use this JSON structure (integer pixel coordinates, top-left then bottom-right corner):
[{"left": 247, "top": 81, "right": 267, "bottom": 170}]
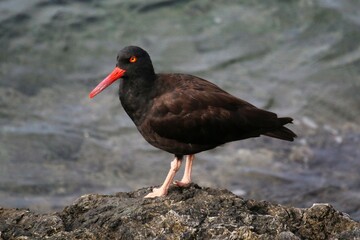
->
[
  {"left": 174, "top": 155, "right": 194, "bottom": 187},
  {"left": 144, "top": 156, "right": 182, "bottom": 198}
]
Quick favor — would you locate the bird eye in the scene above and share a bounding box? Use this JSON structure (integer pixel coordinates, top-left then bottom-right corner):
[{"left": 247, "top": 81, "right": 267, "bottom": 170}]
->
[{"left": 129, "top": 56, "right": 137, "bottom": 63}]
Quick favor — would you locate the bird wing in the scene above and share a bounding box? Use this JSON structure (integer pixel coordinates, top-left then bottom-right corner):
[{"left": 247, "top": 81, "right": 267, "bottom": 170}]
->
[{"left": 147, "top": 75, "right": 280, "bottom": 145}]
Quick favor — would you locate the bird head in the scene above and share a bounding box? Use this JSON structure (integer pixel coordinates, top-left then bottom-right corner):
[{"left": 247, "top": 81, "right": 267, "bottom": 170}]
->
[{"left": 89, "top": 46, "right": 154, "bottom": 98}]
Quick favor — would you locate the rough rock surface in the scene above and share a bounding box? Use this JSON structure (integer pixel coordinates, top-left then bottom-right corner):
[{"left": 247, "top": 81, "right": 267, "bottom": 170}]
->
[{"left": 0, "top": 184, "right": 359, "bottom": 240}]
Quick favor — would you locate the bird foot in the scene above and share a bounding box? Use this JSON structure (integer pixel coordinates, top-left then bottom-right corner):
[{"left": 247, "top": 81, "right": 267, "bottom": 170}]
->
[
  {"left": 174, "top": 179, "right": 191, "bottom": 187},
  {"left": 144, "top": 187, "right": 167, "bottom": 198}
]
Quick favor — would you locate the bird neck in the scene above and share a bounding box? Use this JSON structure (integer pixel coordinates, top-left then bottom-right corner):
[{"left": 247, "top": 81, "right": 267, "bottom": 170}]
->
[{"left": 119, "top": 75, "right": 156, "bottom": 125}]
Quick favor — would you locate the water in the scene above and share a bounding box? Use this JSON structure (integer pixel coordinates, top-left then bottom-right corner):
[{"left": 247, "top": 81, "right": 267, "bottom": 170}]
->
[{"left": 0, "top": 0, "right": 359, "bottom": 220}]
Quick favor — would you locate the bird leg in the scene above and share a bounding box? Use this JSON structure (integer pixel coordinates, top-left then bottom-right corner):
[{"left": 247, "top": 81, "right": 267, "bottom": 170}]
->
[
  {"left": 174, "top": 154, "right": 194, "bottom": 187},
  {"left": 144, "top": 156, "right": 183, "bottom": 198}
]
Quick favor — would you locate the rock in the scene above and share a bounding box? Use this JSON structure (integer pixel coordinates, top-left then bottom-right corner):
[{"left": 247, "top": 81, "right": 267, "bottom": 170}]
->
[{"left": 0, "top": 184, "right": 359, "bottom": 239}]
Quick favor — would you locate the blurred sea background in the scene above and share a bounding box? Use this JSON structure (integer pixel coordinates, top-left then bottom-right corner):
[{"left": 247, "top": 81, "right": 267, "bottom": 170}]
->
[{"left": 0, "top": 0, "right": 359, "bottom": 220}]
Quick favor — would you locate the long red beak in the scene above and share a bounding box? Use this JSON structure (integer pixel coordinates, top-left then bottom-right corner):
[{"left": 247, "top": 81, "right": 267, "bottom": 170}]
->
[{"left": 89, "top": 67, "right": 126, "bottom": 98}]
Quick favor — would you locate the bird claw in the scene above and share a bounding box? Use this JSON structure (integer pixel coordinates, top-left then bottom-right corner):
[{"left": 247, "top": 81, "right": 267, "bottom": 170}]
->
[
  {"left": 144, "top": 187, "right": 167, "bottom": 198},
  {"left": 173, "top": 180, "right": 191, "bottom": 188}
]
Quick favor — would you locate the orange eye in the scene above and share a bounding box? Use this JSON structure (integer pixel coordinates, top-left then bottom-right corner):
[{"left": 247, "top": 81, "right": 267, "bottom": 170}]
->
[{"left": 129, "top": 56, "right": 137, "bottom": 63}]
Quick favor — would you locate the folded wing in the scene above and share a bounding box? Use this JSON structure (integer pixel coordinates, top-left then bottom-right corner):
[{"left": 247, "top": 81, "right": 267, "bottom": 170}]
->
[{"left": 147, "top": 75, "right": 295, "bottom": 145}]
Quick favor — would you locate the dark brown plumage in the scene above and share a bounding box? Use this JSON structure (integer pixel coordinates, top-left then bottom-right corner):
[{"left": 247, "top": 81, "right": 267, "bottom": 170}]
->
[{"left": 89, "top": 46, "right": 296, "bottom": 198}]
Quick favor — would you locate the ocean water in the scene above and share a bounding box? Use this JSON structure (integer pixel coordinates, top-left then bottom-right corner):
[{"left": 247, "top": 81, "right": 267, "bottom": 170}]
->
[{"left": 0, "top": 0, "right": 359, "bottom": 220}]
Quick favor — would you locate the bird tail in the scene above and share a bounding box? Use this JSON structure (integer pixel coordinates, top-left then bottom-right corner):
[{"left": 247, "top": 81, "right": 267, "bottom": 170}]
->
[{"left": 263, "top": 117, "right": 297, "bottom": 141}]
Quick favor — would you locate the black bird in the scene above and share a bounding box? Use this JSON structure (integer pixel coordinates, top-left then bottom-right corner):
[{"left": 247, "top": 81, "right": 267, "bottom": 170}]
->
[{"left": 89, "top": 46, "right": 296, "bottom": 198}]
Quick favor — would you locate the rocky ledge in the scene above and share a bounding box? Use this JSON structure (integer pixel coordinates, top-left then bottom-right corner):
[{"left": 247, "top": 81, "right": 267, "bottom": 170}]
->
[{"left": 0, "top": 184, "right": 359, "bottom": 240}]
